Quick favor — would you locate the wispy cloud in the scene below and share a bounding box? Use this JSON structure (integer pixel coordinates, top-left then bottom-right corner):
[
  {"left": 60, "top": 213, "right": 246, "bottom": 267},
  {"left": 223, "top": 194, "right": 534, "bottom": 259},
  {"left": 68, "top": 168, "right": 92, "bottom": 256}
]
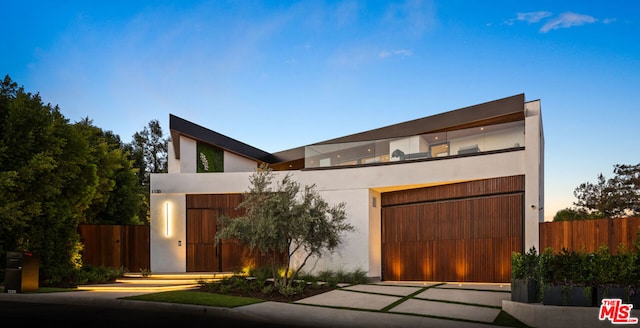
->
[
  {"left": 505, "top": 11, "right": 602, "bottom": 33},
  {"left": 504, "top": 11, "right": 551, "bottom": 25},
  {"left": 379, "top": 49, "right": 413, "bottom": 59},
  {"left": 540, "top": 12, "right": 597, "bottom": 33}
]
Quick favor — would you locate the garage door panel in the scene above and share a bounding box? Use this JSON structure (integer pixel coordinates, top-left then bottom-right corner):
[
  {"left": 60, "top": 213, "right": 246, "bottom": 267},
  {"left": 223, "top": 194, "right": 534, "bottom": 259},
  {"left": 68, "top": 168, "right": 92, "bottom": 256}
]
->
[
  {"left": 471, "top": 238, "right": 493, "bottom": 282},
  {"left": 401, "top": 242, "right": 419, "bottom": 281},
  {"left": 435, "top": 239, "right": 457, "bottom": 282},
  {"left": 382, "top": 176, "right": 524, "bottom": 283},
  {"left": 421, "top": 241, "right": 435, "bottom": 281},
  {"left": 381, "top": 242, "right": 402, "bottom": 279},
  {"left": 417, "top": 206, "right": 437, "bottom": 240}
]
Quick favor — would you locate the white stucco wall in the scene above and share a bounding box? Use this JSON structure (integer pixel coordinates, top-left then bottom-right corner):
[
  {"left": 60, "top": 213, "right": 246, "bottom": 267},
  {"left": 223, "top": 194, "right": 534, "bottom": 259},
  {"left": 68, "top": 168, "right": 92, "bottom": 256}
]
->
[
  {"left": 289, "top": 188, "right": 371, "bottom": 275},
  {"left": 224, "top": 151, "right": 258, "bottom": 172},
  {"left": 368, "top": 189, "right": 382, "bottom": 278},
  {"left": 524, "top": 99, "right": 544, "bottom": 252},
  {"left": 167, "top": 139, "right": 180, "bottom": 174},
  {"left": 179, "top": 136, "right": 197, "bottom": 173},
  {"left": 149, "top": 192, "right": 187, "bottom": 273}
]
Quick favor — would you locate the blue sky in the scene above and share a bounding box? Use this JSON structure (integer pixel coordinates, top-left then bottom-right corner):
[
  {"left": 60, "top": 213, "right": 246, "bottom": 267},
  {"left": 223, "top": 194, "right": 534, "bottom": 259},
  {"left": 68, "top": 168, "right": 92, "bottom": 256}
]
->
[{"left": 2, "top": 1, "right": 639, "bottom": 221}]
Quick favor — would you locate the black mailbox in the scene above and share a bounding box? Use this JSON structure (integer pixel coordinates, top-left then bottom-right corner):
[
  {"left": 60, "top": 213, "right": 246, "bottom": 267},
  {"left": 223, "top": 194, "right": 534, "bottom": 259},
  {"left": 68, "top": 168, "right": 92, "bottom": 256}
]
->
[{"left": 4, "top": 251, "right": 39, "bottom": 293}]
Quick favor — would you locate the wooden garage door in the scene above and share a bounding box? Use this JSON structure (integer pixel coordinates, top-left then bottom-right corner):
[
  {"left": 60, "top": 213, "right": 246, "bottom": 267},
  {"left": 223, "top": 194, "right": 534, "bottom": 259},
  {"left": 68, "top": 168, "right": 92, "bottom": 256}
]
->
[{"left": 381, "top": 176, "right": 524, "bottom": 283}]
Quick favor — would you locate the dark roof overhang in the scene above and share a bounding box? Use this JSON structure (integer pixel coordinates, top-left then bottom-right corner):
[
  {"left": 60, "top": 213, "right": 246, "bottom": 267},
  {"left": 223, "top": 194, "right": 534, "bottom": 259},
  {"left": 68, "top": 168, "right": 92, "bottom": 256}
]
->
[{"left": 169, "top": 114, "right": 275, "bottom": 163}]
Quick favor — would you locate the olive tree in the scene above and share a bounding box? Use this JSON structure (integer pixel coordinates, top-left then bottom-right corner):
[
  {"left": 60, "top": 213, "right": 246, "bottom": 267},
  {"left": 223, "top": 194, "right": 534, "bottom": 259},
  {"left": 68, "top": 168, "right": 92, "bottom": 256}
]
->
[{"left": 216, "top": 164, "right": 354, "bottom": 291}]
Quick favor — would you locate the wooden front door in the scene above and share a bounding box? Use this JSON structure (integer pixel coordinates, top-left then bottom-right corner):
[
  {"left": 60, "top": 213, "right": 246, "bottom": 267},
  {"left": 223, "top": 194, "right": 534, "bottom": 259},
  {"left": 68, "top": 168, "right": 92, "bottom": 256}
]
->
[{"left": 186, "top": 209, "right": 220, "bottom": 271}]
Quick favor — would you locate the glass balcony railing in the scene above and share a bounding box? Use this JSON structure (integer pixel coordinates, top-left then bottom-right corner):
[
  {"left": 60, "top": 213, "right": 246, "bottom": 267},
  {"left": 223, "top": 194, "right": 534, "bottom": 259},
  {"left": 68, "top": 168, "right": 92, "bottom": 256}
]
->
[{"left": 304, "top": 121, "right": 525, "bottom": 168}]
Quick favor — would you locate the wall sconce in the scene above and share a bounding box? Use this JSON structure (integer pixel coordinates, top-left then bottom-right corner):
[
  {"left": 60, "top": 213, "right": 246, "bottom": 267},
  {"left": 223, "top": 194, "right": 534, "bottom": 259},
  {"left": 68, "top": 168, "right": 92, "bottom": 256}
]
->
[{"left": 165, "top": 202, "right": 171, "bottom": 236}]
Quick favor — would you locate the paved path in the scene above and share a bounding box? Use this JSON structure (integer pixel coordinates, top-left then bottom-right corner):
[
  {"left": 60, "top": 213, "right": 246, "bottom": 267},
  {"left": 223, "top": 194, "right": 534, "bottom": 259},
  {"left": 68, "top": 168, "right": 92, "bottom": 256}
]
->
[{"left": 0, "top": 279, "right": 512, "bottom": 327}]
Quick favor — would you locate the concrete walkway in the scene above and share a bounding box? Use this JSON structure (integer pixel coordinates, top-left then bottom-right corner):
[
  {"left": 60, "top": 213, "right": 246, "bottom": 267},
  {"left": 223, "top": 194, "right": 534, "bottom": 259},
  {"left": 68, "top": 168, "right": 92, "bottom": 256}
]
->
[
  {"left": 6, "top": 273, "right": 638, "bottom": 327},
  {"left": 0, "top": 277, "right": 511, "bottom": 328}
]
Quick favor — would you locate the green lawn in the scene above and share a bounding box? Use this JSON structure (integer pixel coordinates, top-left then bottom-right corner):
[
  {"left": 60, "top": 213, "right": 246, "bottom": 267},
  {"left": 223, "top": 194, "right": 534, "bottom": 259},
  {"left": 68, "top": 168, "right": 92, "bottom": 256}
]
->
[{"left": 122, "top": 290, "right": 264, "bottom": 308}]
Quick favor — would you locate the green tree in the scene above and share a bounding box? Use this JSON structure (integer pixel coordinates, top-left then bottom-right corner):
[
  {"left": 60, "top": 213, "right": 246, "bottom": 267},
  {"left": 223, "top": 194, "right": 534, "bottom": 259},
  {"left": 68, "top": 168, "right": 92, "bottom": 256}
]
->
[
  {"left": 216, "top": 164, "right": 354, "bottom": 291},
  {"left": 130, "top": 119, "right": 167, "bottom": 178},
  {"left": 553, "top": 207, "right": 603, "bottom": 221},
  {"left": 0, "top": 75, "right": 97, "bottom": 284},
  {"left": 76, "top": 118, "right": 142, "bottom": 225},
  {"left": 128, "top": 119, "right": 168, "bottom": 223},
  {"left": 570, "top": 163, "right": 640, "bottom": 219},
  {"left": 612, "top": 163, "right": 640, "bottom": 214}
]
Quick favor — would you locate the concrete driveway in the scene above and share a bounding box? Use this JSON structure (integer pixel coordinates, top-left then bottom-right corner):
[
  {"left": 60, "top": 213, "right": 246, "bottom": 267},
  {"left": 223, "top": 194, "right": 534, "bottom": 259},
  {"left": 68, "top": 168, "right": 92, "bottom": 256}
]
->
[{"left": 1, "top": 276, "right": 512, "bottom": 327}]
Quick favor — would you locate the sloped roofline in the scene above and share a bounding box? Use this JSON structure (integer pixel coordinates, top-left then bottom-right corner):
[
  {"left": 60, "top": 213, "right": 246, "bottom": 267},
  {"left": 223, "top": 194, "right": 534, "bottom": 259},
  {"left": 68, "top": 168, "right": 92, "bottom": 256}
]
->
[
  {"left": 169, "top": 93, "right": 525, "bottom": 164},
  {"left": 169, "top": 115, "right": 276, "bottom": 162}
]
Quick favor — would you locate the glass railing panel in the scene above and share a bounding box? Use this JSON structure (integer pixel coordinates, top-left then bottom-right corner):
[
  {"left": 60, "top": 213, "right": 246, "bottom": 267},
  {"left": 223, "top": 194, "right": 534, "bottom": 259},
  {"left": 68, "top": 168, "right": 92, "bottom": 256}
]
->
[
  {"left": 305, "top": 143, "right": 341, "bottom": 167},
  {"left": 304, "top": 121, "right": 525, "bottom": 168}
]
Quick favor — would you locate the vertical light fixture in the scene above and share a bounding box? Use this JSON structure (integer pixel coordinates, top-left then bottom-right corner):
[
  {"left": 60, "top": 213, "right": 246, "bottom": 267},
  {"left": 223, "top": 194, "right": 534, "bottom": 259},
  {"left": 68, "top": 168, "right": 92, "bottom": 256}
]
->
[{"left": 165, "top": 202, "right": 170, "bottom": 236}]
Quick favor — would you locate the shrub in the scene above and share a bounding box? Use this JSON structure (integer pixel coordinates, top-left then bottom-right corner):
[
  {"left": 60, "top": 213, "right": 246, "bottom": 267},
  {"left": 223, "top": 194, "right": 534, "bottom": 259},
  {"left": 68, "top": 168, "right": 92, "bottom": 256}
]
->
[
  {"left": 511, "top": 247, "right": 538, "bottom": 281},
  {"left": 316, "top": 270, "right": 335, "bottom": 282},
  {"left": 261, "top": 285, "right": 274, "bottom": 294},
  {"left": 350, "top": 268, "right": 370, "bottom": 284}
]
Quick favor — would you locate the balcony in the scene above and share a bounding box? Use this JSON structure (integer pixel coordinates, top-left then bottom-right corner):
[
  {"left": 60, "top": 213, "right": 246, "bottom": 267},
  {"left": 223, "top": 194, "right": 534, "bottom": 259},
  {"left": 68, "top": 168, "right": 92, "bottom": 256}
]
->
[{"left": 304, "top": 121, "right": 524, "bottom": 168}]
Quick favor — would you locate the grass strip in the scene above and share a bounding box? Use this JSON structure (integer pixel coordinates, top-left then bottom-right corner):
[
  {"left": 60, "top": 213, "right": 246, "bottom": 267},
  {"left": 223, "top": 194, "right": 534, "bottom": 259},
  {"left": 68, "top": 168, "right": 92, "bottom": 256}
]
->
[
  {"left": 380, "top": 286, "right": 430, "bottom": 312},
  {"left": 122, "top": 290, "right": 264, "bottom": 308},
  {"left": 412, "top": 297, "right": 503, "bottom": 309}
]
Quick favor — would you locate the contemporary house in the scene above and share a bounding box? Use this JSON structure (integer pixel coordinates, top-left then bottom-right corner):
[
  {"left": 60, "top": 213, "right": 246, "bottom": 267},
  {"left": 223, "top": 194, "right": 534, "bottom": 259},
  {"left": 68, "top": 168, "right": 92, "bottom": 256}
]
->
[{"left": 149, "top": 93, "right": 544, "bottom": 283}]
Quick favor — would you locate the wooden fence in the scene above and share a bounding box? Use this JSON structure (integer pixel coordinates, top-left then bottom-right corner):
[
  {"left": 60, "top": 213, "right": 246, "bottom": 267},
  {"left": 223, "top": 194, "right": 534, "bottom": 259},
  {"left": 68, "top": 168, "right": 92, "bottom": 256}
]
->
[
  {"left": 539, "top": 216, "right": 640, "bottom": 254},
  {"left": 78, "top": 217, "right": 640, "bottom": 274},
  {"left": 78, "top": 224, "right": 150, "bottom": 272}
]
